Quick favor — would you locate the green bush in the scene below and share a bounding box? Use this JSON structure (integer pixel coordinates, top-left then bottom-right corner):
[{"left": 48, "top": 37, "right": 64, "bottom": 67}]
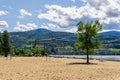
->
[
  {"left": 24, "top": 49, "right": 33, "bottom": 57},
  {"left": 32, "top": 47, "right": 48, "bottom": 57},
  {"left": 32, "top": 47, "right": 42, "bottom": 57}
]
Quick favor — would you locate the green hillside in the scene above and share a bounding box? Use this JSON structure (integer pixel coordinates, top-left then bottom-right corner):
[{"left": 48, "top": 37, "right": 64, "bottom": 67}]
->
[{"left": 9, "top": 29, "right": 120, "bottom": 55}]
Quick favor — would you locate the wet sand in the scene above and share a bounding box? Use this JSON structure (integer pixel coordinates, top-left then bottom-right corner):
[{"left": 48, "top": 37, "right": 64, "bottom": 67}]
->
[{"left": 0, "top": 57, "right": 120, "bottom": 80}]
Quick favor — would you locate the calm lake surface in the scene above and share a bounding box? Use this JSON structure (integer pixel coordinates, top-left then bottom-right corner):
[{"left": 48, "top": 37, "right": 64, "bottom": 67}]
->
[{"left": 49, "top": 55, "right": 120, "bottom": 61}]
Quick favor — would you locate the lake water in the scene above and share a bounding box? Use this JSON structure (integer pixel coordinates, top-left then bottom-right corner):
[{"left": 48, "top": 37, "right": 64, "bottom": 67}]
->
[{"left": 49, "top": 55, "right": 120, "bottom": 61}]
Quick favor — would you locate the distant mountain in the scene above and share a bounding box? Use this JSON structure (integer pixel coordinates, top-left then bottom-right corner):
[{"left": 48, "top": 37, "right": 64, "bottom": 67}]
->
[
  {"left": 10, "top": 28, "right": 77, "bottom": 48},
  {"left": 101, "top": 31, "right": 120, "bottom": 37},
  {"left": 9, "top": 29, "right": 120, "bottom": 49},
  {"left": 25, "top": 28, "right": 52, "bottom": 35},
  {"left": 10, "top": 28, "right": 52, "bottom": 36},
  {"left": 100, "top": 31, "right": 120, "bottom": 49}
]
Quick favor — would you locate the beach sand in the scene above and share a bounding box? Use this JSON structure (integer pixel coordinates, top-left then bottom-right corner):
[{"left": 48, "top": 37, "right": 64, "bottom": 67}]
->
[{"left": 0, "top": 57, "right": 120, "bottom": 80}]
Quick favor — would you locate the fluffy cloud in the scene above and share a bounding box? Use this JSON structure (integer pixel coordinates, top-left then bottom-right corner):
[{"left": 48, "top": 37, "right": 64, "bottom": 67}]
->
[
  {"left": 18, "top": 9, "right": 32, "bottom": 18},
  {"left": 0, "top": 21, "right": 8, "bottom": 27},
  {"left": 81, "top": 0, "right": 120, "bottom": 21},
  {"left": 38, "top": 5, "right": 81, "bottom": 27},
  {"left": 40, "top": 23, "right": 59, "bottom": 30},
  {"left": 80, "top": 0, "right": 120, "bottom": 30},
  {"left": 65, "top": 27, "right": 77, "bottom": 33},
  {"left": 0, "top": 11, "right": 8, "bottom": 16},
  {"left": 38, "top": 0, "right": 120, "bottom": 32},
  {"left": 14, "top": 22, "right": 38, "bottom": 31},
  {"left": 0, "top": 20, "right": 8, "bottom": 31}
]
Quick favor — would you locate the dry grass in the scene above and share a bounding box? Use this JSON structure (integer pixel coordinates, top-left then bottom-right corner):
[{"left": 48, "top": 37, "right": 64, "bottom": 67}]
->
[{"left": 0, "top": 57, "right": 120, "bottom": 80}]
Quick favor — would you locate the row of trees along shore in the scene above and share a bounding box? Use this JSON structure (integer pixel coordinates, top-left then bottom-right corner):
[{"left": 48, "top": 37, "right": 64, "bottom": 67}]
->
[
  {"left": 0, "top": 20, "right": 102, "bottom": 64},
  {"left": 0, "top": 30, "right": 48, "bottom": 57}
]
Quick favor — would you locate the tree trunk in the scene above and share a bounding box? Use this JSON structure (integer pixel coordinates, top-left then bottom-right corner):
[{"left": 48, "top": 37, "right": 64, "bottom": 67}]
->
[
  {"left": 5, "top": 53, "right": 8, "bottom": 57},
  {"left": 86, "top": 49, "right": 89, "bottom": 64}
]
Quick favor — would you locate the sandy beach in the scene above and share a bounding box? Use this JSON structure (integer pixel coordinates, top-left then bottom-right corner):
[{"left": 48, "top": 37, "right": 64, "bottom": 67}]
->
[{"left": 0, "top": 57, "right": 120, "bottom": 80}]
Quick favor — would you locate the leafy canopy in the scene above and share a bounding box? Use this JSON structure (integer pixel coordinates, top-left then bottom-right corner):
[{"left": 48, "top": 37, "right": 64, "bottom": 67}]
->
[{"left": 75, "top": 20, "right": 102, "bottom": 54}]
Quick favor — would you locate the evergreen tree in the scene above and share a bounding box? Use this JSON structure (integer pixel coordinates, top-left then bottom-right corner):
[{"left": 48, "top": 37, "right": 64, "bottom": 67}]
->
[
  {"left": 2, "top": 30, "right": 12, "bottom": 57},
  {"left": 0, "top": 33, "right": 2, "bottom": 54},
  {"left": 32, "top": 39, "right": 38, "bottom": 56},
  {"left": 75, "top": 20, "right": 102, "bottom": 64},
  {"left": 33, "top": 39, "right": 37, "bottom": 48}
]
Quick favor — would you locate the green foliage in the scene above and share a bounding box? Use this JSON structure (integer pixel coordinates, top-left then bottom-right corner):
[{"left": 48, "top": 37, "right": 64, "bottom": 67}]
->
[
  {"left": 14, "top": 48, "right": 24, "bottom": 56},
  {"left": 2, "top": 30, "right": 12, "bottom": 57},
  {"left": 0, "top": 33, "right": 2, "bottom": 54},
  {"left": 14, "top": 48, "right": 20, "bottom": 55},
  {"left": 75, "top": 20, "right": 102, "bottom": 63},
  {"left": 10, "top": 29, "right": 76, "bottom": 49},
  {"left": 51, "top": 48, "right": 57, "bottom": 54},
  {"left": 2, "top": 28, "right": 119, "bottom": 56},
  {"left": 32, "top": 47, "right": 48, "bottom": 57},
  {"left": 7, "top": 28, "right": 120, "bottom": 55},
  {"left": 32, "top": 38, "right": 48, "bottom": 57},
  {"left": 33, "top": 39, "right": 37, "bottom": 48},
  {"left": 32, "top": 47, "right": 42, "bottom": 57},
  {"left": 65, "top": 46, "right": 73, "bottom": 50},
  {"left": 109, "top": 48, "right": 120, "bottom": 52},
  {"left": 24, "top": 49, "right": 33, "bottom": 57},
  {"left": 41, "top": 50, "right": 48, "bottom": 56}
]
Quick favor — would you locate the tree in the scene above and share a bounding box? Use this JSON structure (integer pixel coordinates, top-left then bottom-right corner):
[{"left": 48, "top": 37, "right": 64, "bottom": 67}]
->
[
  {"left": 32, "top": 39, "right": 48, "bottom": 56},
  {"left": 24, "top": 49, "right": 33, "bottom": 57},
  {"left": 75, "top": 20, "right": 102, "bottom": 64},
  {"left": 32, "top": 39, "right": 39, "bottom": 56},
  {"left": 65, "top": 46, "right": 73, "bottom": 53},
  {"left": 2, "top": 30, "right": 12, "bottom": 57},
  {"left": 51, "top": 48, "right": 56, "bottom": 54},
  {"left": 14, "top": 48, "right": 23, "bottom": 56},
  {"left": 0, "top": 33, "right": 2, "bottom": 54},
  {"left": 33, "top": 39, "right": 37, "bottom": 48},
  {"left": 32, "top": 47, "right": 42, "bottom": 57},
  {"left": 41, "top": 50, "right": 48, "bottom": 56}
]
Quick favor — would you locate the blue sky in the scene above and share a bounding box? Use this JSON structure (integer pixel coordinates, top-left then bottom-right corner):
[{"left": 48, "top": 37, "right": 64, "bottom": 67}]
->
[{"left": 0, "top": 0, "right": 120, "bottom": 32}]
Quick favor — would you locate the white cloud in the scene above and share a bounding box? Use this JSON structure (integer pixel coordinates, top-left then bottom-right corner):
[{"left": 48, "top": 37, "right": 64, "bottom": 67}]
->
[
  {"left": 100, "top": 29, "right": 120, "bottom": 33},
  {"left": 80, "top": 0, "right": 120, "bottom": 22},
  {"left": 79, "top": 0, "right": 120, "bottom": 31},
  {"left": 0, "top": 21, "right": 8, "bottom": 28},
  {"left": 71, "top": 0, "right": 76, "bottom": 2},
  {"left": 14, "top": 22, "right": 38, "bottom": 31},
  {"left": 40, "top": 25, "right": 49, "bottom": 29},
  {"left": 0, "top": 20, "right": 8, "bottom": 32},
  {"left": 38, "top": 0, "right": 120, "bottom": 32},
  {"left": 47, "top": 23, "right": 59, "bottom": 28},
  {"left": 40, "top": 23, "right": 59, "bottom": 30},
  {"left": 18, "top": 9, "right": 32, "bottom": 18},
  {"left": 65, "top": 27, "right": 77, "bottom": 33},
  {"left": 38, "top": 5, "right": 81, "bottom": 27},
  {"left": 0, "top": 11, "right": 8, "bottom": 16}
]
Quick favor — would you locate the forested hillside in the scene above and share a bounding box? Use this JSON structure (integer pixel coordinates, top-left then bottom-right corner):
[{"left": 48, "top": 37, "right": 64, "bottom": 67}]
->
[
  {"left": 10, "top": 29, "right": 76, "bottom": 48},
  {"left": 9, "top": 29, "right": 120, "bottom": 55}
]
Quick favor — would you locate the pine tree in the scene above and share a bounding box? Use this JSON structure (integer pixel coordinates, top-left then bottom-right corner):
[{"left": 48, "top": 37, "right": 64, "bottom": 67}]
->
[
  {"left": 2, "top": 30, "right": 12, "bottom": 57},
  {"left": 33, "top": 39, "right": 37, "bottom": 48},
  {"left": 0, "top": 33, "right": 2, "bottom": 54}
]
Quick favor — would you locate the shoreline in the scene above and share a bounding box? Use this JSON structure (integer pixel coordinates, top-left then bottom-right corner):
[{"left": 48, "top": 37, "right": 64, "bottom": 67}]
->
[{"left": 49, "top": 55, "right": 120, "bottom": 61}]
